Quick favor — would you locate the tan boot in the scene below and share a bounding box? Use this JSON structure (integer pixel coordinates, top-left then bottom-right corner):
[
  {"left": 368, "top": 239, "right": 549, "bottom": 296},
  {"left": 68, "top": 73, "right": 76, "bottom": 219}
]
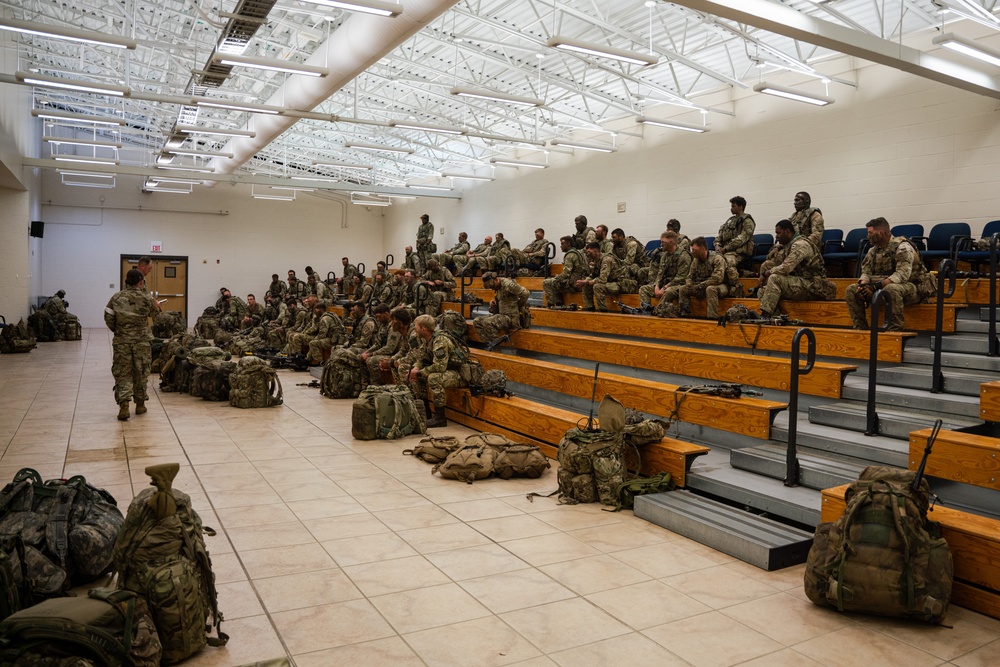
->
[
  {"left": 117, "top": 401, "right": 130, "bottom": 421},
  {"left": 135, "top": 400, "right": 147, "bottom": 415}
]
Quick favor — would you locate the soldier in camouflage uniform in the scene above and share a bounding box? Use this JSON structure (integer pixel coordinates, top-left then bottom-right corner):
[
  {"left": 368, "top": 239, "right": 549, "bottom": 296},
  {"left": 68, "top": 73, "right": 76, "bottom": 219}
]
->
[
  {"left": 846, "top": 217, "right": 937, "bottom": 331},
  {"left": 416, "top": 213, "right": 436, "bottom": 269},
  {"left": 790, "top": 191, "right": 825, "bottom": 251},
  {"left": 757, "top": 219, "right": 837, "bottom": 317},
  {"left": 434, "top": 232, "right": 470, "bottom": 272},
  {"left": 639, "top": 231, "right": 692, "bottom": 315},
  {"left": 454, "top": 235, "right": 491, "bottom": 275},
  {"left": 408, "top": 314, "right": 468, "bottom": 428},
  {"left": 581, "top": 242, "right": 626, "bottom": 312},
  {"left": 352, "top": 274, "right": 374, "bottom": 310},
  {"left": 287, "top": 275, "right": 309, "bottom": 299},
  {"left": 366, "top": 306, "right": 409, "bottom": 385},
  {"left": 474, "top": 272, "right": 531, "bottom": 343},
  {"left": 267, "top": 298, "right": 298, "bottom": 349},
  {"left": 678, "top": 237, "right": 736, "bottom": 319},
  {"left": 498, "top": 228, "right": 549, "bottom": 274},
  {"left": 306, "top": 305, "right": 347, "bottom": 365},
  {"left": 283, "top": 299, "right": 323, "bottom": 355},
  {"left": 344, "top": 300, "right": 378, "bottom": 353},
  {"left": 268, "top": 273, "right": 287, "bottom": 299},
  {"left": 41, "top": 290, "right": 80, "bottom": 341},
  {"left": 336, "top": 257, "right": 358, "bottom": 294},
  {"left": 667, "top": 219, "right": 691, "bottom": 254},
  {"left": 371, "top": 270, "right": 395, "bottom": 308},
  {"left": 243, "top": 294, "right": 265, "bottom": 328},
  {"left": 611, "top": 228, "right": 649, "bottom": 282},
  {"left": 470, "top": 233, "right": 511, "bottom": 273},
  {"left": 104, "top": 269, "right": 158, "bottom": 421},
  {"left": 572, "top": 214, "right": 597, "bottom": 249},
  {"left": 217, "top": 290, "right": 249, "bottom": 332},
  {"left": 543, "top": 236, "right": 590, "bottom": 307},
  {"left": 307, "top": 273, "right": 330, "bottom": 301},
  {"left": 715, "top": 195, "right": 756, "bottom": 273},
  {"left": 391, "top": 316, "right": 422, "bottom": 387},
  {"left": 358, "top": 304, "right": 394, "bottom": 387},
  {"left": 403, "top": 245, "right": 424, "bottom": 276},
  {"left": 420, "top": 259, "right": 456, "bottom": 316}
]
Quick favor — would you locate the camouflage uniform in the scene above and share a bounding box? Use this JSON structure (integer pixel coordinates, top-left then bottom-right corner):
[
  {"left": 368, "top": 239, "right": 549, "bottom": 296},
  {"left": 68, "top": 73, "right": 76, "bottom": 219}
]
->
[
  {"left": 341, "top": 263, "right": 358, "bottom": 288},
  {"left": 366, "top": 324, "right": 405, "bottom": 385},
  {"left": 420, "top": 266, "right": 456, "bottom": 316},
  {"left": 412, "top": 331, "right": 466, "bottom": 409},
  {"left": 392, "top": 323, "right": 422, "bottom": 386},
  {"left": 42, "top": 294, "right": 80, "bottom": 340},
  {"left": 268, "top": 279, "right": 287, "bottom": 298},
  {"left": 354, "top": 281, "right": 374, "bottom": 309},
  {"left": 846, "top": 236, "right": 936, "bottom": 331},
  {"left": 434, "top": 239, "right": 471, "bottom": 271},
  {"left": 245, "top": 302, "right": 265, "bottom": 327},
  {"left": 500, "top": 237, "right": 549, "bottom": 272},
  {"left": 758, "top": 235, "right": 836, "bottom": 314},
  {"left": 790, "top": 207, "right": 825, "bottom": 250},
  {"left": 104, "top": 285, "right": 158, "bottom": 405},
  {"left": 284, "top": 311, "right": 322, "bottom": 355},
  {"left": 403, "top": 251, "right": 424, "bottom": 276},
  {"left": 346, "top": 313, "right": 378, "bottom": 353},
  {"left": 306, "top": 311, "right": 347, "bottom": 364},
  {"left": 614, "top": 236, "right": 649, "bottom": 282},
  {"left": 310, "top": 280, "right": 330, "bottom": 301},
  {"left": 474, "top": 278, "right": 530, "bottom": 342},
  {"left": 572, "top": 226, "right": 597, "bottom": 250},
  {"left": 372, "top": 278, "right": 395, "bottom": 308},
  {"left": 266, "top": 304, "right": 298, "bottom": 349},
  {"left": 543, "top": 248, "right": 589, "bottom": 306},
  {"left": 472, "top": 239, "right": 510, "bottom": 273},
  {"left": 416, "top": 220, "right": 435, "bottom": 268},
  {"left": 453, "top": 241, "right": 490, "bottom": 274},
  {"left": 218, "top": 296, "right": 249, "bottom": 332},
  {"left": 584, "top": 253, "right": 626, "bottom": 311},
  {"left": 679, "top": 252, "right": 733, "bottom": 318},
  {"left": 640, "top": 248, "right": 692, "bottom": 314},
  {"left": 716, "top": 213, "right": 756, "bottom": 269},
  {"left": 287, "top": 279, "right": 309, "bottom": 299}
]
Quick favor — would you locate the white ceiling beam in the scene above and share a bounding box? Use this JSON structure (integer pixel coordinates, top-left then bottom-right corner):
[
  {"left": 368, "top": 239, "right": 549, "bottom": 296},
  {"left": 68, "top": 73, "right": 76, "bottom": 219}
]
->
[{"left": 669, "top": 0, "right": 1000, "bottom": 99}]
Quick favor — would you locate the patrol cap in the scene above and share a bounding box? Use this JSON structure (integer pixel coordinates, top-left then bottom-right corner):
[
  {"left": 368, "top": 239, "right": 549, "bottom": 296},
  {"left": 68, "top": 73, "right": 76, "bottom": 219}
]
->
[{"left": 481, "top": 272, "right": 498, "bottom": 283}]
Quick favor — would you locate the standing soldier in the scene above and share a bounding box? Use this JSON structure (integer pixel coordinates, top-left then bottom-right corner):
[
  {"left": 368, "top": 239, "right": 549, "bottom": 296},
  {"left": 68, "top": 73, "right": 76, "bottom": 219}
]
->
[
  {"left": 104, "top": 269, "right": 158, "bottom": 421},
  {"left": 579, "top": 242, "right": 625, "bottom": 312},
  {"left": 543, "top": 236, "right": 590, "bottom": 307},
  {"left": 679, "top": 237, "right": 736, "bottom": 319},
  {"left": 474, "top": 272, "right": 531, "bottom": 344},
  {"left": 789, "top": 191, "right": 825, "bottom": 251},
  {"left": 416, "top": 213, "right": 436, "bottom": 269},
  {"left": 756, "top": 219, "right": 837, "bottom": 319}
]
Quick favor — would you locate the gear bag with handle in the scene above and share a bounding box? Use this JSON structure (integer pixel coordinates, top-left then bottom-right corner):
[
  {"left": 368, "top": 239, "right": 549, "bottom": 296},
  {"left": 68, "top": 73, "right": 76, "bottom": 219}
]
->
[
  {"left": 351, "top": 385, "right": 427, "bottom": 440},
  {"left": 229, "top": 356, "right": 283, "bottom": 408},
  {"left": 556, "top": 395, "right": 626, "bottom": 505},
  {"left": 112, "top": 463, "right": 228, "bottom": 664},
  {"left": 403, "top": 436, "right": 463, "bottom": 463}
]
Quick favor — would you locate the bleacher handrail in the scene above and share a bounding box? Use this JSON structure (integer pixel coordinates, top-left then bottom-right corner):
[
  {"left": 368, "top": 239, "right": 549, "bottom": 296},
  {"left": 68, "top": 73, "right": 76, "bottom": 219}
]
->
[
  {"left": 932, "top": 259, "right": 957, "bottom": 393},
  {"left": 415, "top": 281, "right": 430, "bottom": 312},
  {"left": 865, "top": 288, "right": 892, "bottom": 436},
  {"left": 385, "top": 253, "right": 394, "bottom": 268},
  {"left": 990, "top": 233, "right": 999, "bottom": 357},
  {"left": 544, "top": 241, "right": 556, "bottom": 277},
  {"left": 785, "top": 327, "right": 816, "bottom": 487}
]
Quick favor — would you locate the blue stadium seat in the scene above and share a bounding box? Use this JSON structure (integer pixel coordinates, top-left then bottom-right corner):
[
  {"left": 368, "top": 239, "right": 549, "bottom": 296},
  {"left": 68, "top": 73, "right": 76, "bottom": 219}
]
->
[
  {"left": 824, "top": 228, "right": 868, "bottom": 277},
  {"left": 820, "top": 229, "right": 843, "bottom": 255},
  {"left": 956, "top": 220, "right": 1000, "bottom": 273},
  {"left": 890, "top": 224, "right": 925, "bottom": 250},
  {"left": 921, "top": 222, "right": 970, "bottom": 266},
  {"left": 749, "top": 233, "right": 775, "bottom": 272}
]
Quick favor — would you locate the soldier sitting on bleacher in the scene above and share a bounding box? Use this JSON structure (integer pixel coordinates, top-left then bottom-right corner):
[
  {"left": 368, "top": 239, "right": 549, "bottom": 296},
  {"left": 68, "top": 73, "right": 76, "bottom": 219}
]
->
[
  {"left": 40, "top": 290, "right": 81, "bottom": 341},
  {"left": 845, "top": 217, "right": 937, "bottom": 331},
  {"left": 756, "top": 219, "right": 837, "bottom": 320}
]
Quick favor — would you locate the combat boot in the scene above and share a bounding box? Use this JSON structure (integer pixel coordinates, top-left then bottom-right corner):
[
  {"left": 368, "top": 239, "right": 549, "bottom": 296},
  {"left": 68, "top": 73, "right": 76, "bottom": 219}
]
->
[
  {"left": 426, "top": 407, "right": 448, "bottom": 428},
  {"left": 117, "top": 401, "right": 130, "bottom": 421},
  {"left": 135, "top": 400, "right": 147, "bottom": 415}
]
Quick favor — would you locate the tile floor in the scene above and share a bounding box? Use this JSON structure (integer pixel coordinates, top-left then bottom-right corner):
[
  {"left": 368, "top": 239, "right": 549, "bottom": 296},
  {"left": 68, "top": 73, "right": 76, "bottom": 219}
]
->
[{"left": 2, "top": 331, "right": 1000, "bottom": 666}]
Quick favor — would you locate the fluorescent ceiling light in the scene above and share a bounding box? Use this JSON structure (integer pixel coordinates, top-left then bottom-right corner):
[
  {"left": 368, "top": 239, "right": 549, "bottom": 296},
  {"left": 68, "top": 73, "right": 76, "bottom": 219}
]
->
[
  {"left": 387, "top": 194, "right": 417, "bottom": 200},
  {"left": 193, "top": 97, "right": 282, "bottom": 114},
  {"left": 145, "top": 186, "right": 191, "bottom": 194},
  {"left": 932, "top": 33, "right": 1000, "bottom": 68},
  {"left": 311, "top": 160, "right": 372, "bottom": 170},
  {"left": 442, "top": 171, "right": 495, "bottom": 181},
  {"left": 157, "top": 164, "right": 215, "bottom": 173},
  {"left": 547, "top": 36, "right": 658, "bottom": 67},
  {"left": 53, "top": 155, "right": 119, "bottom": 165},
  {"left": 211, "top": 53, "right": 330, "bottom": 77},
  {"left": 16, "top": 71, "right": 128, "bottom": 97},
  {"left": 549, "top": 139, "right": 617, "bottom": 153},
  {"left": 636, "top": 116, "right": 709, "bottom": 133},
  {"left": 407, "top": 184, "right": 452, "bottom": 191},
  {"left": 352, "top": 199, "right": 391, "bottom": 206},
  {"left": 57, "top": 170, "right": 115, "bottom": 178},
  {"left": 0, "top": 18, "right": 136, "bottom": 49},
  {"left": 297, "top": 0, "right": 403, "bottom": 17},
  {"left": 272, "top": 186, "right": 317, "bottom": 192},
  {"left": 167, "top": 148, "right": 235, "bottom": 158},
  {"left": 252, "top": 194, "right": 296, "bottom": 201},
  {"left": 345, "top": 142, "right": 414, "bottom": 155},
  {"left": 450, "top": 86, "right": 544, "bottom": 107},
  {"left": 489, "top": 158, "right": 548, "bottom": 169},
  {"left": 389, "top": 120, "right": 464, "bottom": 135},
  {"left": 32, "top": 109, "right": 125, "bottom": 126},
  {"left": 752, "top": 82, "right": 834, "bottom": 106},
  {"left": 146, "top": 177, "right": 203, "bottom": 185},
  {"left": 62, "top": 179, "right": 116, "bottom": 189},
  {"left": 175, "top": 125, "right": 256, "bottom": 138},
  {"left": 296, "top": 176, "right": 341, "bottom": 183},
  {"left": 44, "top": 136, "right": 122, "bottom": 149}
]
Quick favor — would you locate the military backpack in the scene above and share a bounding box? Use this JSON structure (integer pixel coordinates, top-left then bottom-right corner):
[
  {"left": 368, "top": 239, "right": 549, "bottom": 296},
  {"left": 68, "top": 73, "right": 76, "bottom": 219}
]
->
[
  {"left": 436, "top": 311, "right": 468, "bottom": 341},
  {"left": 555, "top": 395, "right": 627, "bottom": 505},
  {"left": 152, "top": 311, "right": 187, "bottom": 338},
  {"left": 608, "top": 472, "right": 673, "bottom": 511},
  {"left": 432, "top": 444, "right": 497, "bottom": 484},
  {"left": 804, "top": 466, "right": 953, "bottom": 624},
  {"left": 403, "top": 436, "right": 463, "bottom": 464},
  {"left": 229, "top": 356, "right": 283, "bottom": 408},
  {"left": 493, "top": 443, "right": 550, "bottom": 479},
  {"left": 351, "top": 385, "right": 426, "bottom": 441},
  {"left": 0, "top": 317, "right": 36, "bottom": 354},
  {"left": 113, "top": 463, "right": 228, "bottom": 664},
  {"left": 320, "top": 349, "right": 364, "bottom": 399},
  {"left": 190, "top": 360, "right": 238, "bottom": 402},
  {"left": 0, "top": 534, "right": 30, "bottom": 622},
  {"left": 0, "top": 588, "right": 161, "bottom": 667}
]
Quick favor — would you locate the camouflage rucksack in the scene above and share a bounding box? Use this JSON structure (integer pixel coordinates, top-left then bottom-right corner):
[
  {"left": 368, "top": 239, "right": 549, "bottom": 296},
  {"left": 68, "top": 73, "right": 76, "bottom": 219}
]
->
[
  {"left": 804, "top": 466, "right": 953, "bottom": 624},
  {"left": 722, "top": 303, "right": 758, "bottom": 324},
  {"left": 436, "top": 311, "right": 468, "bottom": 341},
  {"left": 113, "top": 463, "right": 228, "bottom": 664},
  {"left": 152, "top": 311, "right": 186, "bottom": 338},
  {"left": 229, "top": 356, "right": 283, "bottom": 408},
  {"left": 608, "top": 472, "right": 673, "bottom": 511},
  {"left": 652, "top": 300, "right": 680, "bottom": 319},
  {"left": 556, "top": 396, "right": 626, "bottom": 505},
  {"left": 185, "top": 346, "right": 230, "bottom": 367},
  {"left": 0, "top": 468, "right": 124, "bottom": 591},
  {"left": 0, "top": 588, "right": 161, "bottom": 667},
  {"left": 0, "top": 317, "right": 36, "bottom": 354},
  {"left": 472, "top": 369, "right": 511, "bottom": 397},
  {"left": 0, "top": 534, "right": 30, "bottom": 622},
  {"left": 320, "top": 349, "right": 364, "bottom": 399},
  {"left": 351, "top": 385, "right": 426, "bottom": 440},
  {"left": 190, "top": 360, "right": 237, "bottom": 401}
]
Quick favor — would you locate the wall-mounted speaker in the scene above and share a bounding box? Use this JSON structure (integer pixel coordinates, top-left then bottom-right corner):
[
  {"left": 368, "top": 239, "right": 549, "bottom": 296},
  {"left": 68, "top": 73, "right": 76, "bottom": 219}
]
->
[{"left": 29, "top": 221, "right": 44, "bottom": 238}]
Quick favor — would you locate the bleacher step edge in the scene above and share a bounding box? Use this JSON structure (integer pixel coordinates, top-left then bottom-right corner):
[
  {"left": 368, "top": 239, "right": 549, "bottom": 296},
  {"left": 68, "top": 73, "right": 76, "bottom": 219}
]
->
[
  {"left": 808, "top": 402, "right": 979, "bottom": 440},
  {"left": 903, "top": 347, "right": 1000, "bottom": 373},
  {"left": 634, "top": 490, "right": 814, "bottom": 571},
  {"left": 874, "top": 367, "right": 991, "bottom": 397},
  {"left": 730, "top": 444, "right": 865, "bottom": 491},
  {"left": 840, "top": 378, "right": 981, "bottom": 419},
  {"left": 931, "top": 335, "right": 992, "bottom": 356}
]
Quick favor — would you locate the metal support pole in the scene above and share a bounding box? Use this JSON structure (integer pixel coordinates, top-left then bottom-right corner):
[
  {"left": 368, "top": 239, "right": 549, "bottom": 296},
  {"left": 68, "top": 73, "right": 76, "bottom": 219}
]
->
[
  {"left": 785, "top": 327, "right": 815, "bottom": 487},
  {"left": 866, "top": 289, "right": 891, "bottom": 436},
  {"left": 932, "top": 259, "right": 957, "bottom": 393}
]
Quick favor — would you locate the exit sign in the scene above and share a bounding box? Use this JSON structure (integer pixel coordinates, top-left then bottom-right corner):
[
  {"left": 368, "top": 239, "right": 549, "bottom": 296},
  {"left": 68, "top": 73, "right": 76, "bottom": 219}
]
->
[{"left": 151, "top": 242, "right": 162, "bottom": 253}]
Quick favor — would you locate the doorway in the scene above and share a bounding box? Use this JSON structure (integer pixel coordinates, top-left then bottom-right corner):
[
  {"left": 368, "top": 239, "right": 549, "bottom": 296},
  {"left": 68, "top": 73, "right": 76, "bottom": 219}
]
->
[{"left": 120, "top": 255, "right": 189, "bottom": 321}]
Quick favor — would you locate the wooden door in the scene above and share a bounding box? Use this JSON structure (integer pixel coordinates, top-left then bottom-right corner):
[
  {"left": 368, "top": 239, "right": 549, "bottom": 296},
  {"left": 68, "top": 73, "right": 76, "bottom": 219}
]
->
[{"left": 120, "top": 256, "right": 189, "bottom": 321}]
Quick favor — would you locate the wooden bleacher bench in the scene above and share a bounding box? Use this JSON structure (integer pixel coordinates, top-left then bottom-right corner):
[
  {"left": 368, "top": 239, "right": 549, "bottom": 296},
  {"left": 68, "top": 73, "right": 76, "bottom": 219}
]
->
[
  {"left": 471, "top": 348, "right": 786, "bottom": 438},
  {"left": 444, "top": 389, "right": 709, "bottom": 487},
  {"left": 740, "top": 276, "right": 1000, "bottom": 306},
  {"left": 529, "top": 307, "right": 913, "bottom": 362},
  {"left": 981, "top": 381, "right": 1000, "bottom": 422},
  {"left": 468, "top": 327, "right": 853, "bottom": 399},
  {"left": 821, "top": 427, "right": 1000, "bottom": 620}
]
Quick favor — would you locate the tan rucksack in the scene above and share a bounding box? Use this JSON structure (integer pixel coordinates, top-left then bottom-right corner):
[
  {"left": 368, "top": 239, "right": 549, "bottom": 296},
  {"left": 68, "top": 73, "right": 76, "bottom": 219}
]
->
[{"left": 433, "top": 444, "right": 497, "bottom": 484}]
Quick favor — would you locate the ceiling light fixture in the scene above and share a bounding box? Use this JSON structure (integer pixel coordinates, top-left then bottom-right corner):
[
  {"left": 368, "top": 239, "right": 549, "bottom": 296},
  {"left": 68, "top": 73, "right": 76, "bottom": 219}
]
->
[
  {"left": 175, "top": 125, "right": 256, "bottom": 138},
  {"left": 44, "top": 136, "right": 123, "bottom": 149},
  {"left": 489, "top": 158, "right": 548, "bottom": 169},
  {"left": 53, "top": 155, "right": 120, "bottom": 165},
  {"left": 752, "top": 82, "right": 834, "bottom": 106},
  {"left": 0, "top": 18, "right": 137, "bottom": 49},
  {"left": 311, "top": 160, "right": 372, "bottom": 170},
  {"left": 16, "top": 71, "right": 128, "bottom": 97},
  {"left": 407, "top": 184, "right": 452, "bottom": 191},
  {"left": 389, "top": 120, "right": 465, "bottom": 135},
  {"left": 636, "top": 117, "right": 709, "bottom": 133},
  {"left": 549, "top": 139, "right": 617, "bottom": 153},
  {"left": 146, "top": 177, "right": 204, "bottom": 185},
  {"left": 193, "top": 97, "right": 282, "bottom": 115},
  {"left": 296, "top": 176, "right": 342, "bottom": 183},
  {"left": 345, "top": 141, "right": 414, "bottom": 155},
  {"left": 32, "top": 109, "right": 125, "bottom": 126},
  {"left": 450, "top": 86, "right": 544, "bottom": 107},
  {"left": 271, "top": 186, "right": 317, "bottom": 192},
  {"left": 211, "top": 53, "right": 330, "bottom": 77},
  {"left": 442, "top": 171, "right": 495, "bottom": 181},
  {"left": 156, "top": 164, "right": 216, "bottom": 173},
  {"left": 932, "top": 33, "right": 1000, "bottom": 68},
  {"left": 167, "top": 148, "right": 235, "bottom": 158},
  {"left": 546, "top": 36, "right": 658, "bottom": 67},
  {"left": 144, "top": 184, "right": 191, "bottom": 194},
  {"left": 252, "top": 193, "right": 296, "bottom": 201},
  {"left": 297, "top": 0, "right": 403, "bottom": 18}
]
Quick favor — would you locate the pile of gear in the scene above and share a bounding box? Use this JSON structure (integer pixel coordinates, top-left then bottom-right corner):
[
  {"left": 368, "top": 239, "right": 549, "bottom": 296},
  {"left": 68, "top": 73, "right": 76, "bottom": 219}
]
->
[
  {"left": 0, "top": 463, "right": 227, "bottom": 664},
  {"left": 404, "top": 433, "right": 550, "bottom": 484}
]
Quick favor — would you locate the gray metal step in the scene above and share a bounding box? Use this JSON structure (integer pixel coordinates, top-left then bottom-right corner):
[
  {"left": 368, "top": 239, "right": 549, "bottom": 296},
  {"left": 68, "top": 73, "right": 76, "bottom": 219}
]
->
[
  {"left": 903, "top": 347, "right": 1000, "bottom": 373},
  {"left": 957, "top": 319, "right": 992, "bottom": 334},
  {"left": 684, "top": 453, "right": 821, "bottom": 527},
  {"left": 770, "top": 412, "right": 908, "bottom": 466},
  {"left": 841, "top": 376, "right": 981, "bottom": 419},
  {"left": 932, "top": 335, "right": 992, "bottom": 355},
  {"left": 874, "top": 366, "right": 993, "bottom": 397},
  {"left": 979, "top": 307, "right": 999, "bottom": 322},
  {"left": 634, "top": 490, "right": 814, "bottom": 571},
  {"left": 730, "top": 443, "right": 866, "bottom": 490},
  {"left": 808, "top": 402, "right": 980, "bottom": 440}
]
